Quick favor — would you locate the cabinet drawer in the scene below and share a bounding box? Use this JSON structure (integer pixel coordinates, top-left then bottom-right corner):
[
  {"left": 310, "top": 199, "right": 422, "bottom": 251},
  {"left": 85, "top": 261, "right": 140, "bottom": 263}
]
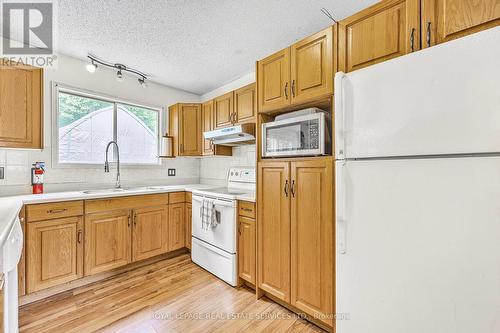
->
[
  {"left": 26, "top": 201, "right": 84, "bottom": 222},
  {"left": 169, "top": 192, "right": 186, "bottom": 204},
  {"left": 85, "top": 194, "right": 169, "bottom": 214},
  {"left": 238, "top": 201, "right": 256, "bottom": 219},
  {"left": 185, "top": 192, "right": 192, "bottom": 203}
]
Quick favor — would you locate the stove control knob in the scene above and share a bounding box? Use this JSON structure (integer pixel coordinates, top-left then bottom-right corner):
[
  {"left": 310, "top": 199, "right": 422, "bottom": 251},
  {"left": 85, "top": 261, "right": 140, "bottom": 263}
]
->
[{"left": 230, "top": 172, "right": 234, "bottom": 176}]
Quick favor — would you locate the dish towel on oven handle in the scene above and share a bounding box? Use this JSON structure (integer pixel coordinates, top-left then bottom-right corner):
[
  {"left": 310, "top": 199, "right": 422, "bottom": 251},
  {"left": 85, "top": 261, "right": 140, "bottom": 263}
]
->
[{"left": 201, "top": 198, "right": 219, "bottom": 230}]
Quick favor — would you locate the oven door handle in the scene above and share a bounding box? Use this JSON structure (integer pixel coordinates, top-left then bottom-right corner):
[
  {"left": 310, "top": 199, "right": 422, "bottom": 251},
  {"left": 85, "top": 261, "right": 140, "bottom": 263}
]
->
[{"left": 192, "top": 195, "right": 235, "bottom": 208}]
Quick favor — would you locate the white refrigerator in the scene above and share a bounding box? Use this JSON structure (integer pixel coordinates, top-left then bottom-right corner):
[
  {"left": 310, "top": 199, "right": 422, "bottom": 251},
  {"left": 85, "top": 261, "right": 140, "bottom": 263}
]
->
[{"left": 334, "top": 27, "right": 500, "bottom": 333}]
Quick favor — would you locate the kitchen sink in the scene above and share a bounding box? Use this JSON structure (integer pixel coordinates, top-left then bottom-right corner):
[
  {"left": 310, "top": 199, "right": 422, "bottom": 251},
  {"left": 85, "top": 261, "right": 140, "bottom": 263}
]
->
[{"left": 81, "top": 188, "right": 129, "bottom": 194}]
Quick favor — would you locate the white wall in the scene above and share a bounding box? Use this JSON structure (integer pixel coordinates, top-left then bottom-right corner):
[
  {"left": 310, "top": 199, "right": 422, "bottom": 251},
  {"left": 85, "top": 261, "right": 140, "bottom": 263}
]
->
[
  {"left": 199, "top": 72, "right": 257, "bottom": 185},
  {"left": 0, "top": 54, "right": 201, "bottom": 196}
]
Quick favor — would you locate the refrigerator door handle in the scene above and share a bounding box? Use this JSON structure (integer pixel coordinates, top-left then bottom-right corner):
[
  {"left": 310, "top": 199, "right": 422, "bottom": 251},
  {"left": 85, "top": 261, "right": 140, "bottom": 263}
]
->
[
  {"left": 336, "top": 161, "right": 347, "bottom": 254},
  {"left": 334, "top": 72, "right": 346, "bottom": 159}
]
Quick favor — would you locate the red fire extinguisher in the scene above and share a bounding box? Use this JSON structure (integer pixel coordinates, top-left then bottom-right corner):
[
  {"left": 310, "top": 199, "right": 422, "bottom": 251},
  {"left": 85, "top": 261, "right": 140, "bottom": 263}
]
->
[{"left": 31, "top": 162, "right": 45, "bottom": 194}]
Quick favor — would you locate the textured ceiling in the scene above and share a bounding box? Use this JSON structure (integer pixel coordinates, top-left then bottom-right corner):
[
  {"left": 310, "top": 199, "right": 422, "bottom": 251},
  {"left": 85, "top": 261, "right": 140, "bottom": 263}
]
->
[{"left": 58, "top": 0, "right": 377, "bottom": 94}]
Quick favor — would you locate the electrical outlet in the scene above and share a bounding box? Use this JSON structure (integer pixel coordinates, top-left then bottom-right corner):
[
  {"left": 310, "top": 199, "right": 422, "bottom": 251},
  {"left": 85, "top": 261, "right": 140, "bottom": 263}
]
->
[
  {"left": 0, "top": 167, "right": 4, "bottom": 179},
  {"left": 168, "top": 168, "right": 176, "bottom": 176}
]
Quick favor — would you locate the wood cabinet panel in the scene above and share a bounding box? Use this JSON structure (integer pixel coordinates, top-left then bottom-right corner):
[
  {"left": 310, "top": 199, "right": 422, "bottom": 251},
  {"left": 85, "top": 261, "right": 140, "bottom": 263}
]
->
[
  {"left": 84, "top": 211, "right": 131, "bottom": 276},
  {"left": 234, "top": 83, "right": 256, "bottom": 124},
  {"left": 238, "top": 201, "right": 256, "bottom": 219},
  {"left": 179, "top": 103, "right": 202, "bottom": 156},
  {"left": 0, "top": 63, "right": 43, "bottom": 149},
  {"left": 168, "top": 203, "right": 185, "bottom": 251},
  {"left": 202, "top": 100, "right": 215, "bottom": 154},
  {"left": 169, "top": 192, "right": 186, "bottom": 204},
  {"left": 290, "top": 159, "right": 334, "bottom": 326},
  {"left": 214, "top": 92, "right": 234, "bottom": 128},
  {"left": 257, "top": 161, "right": 290, "bottom": 302},
  {"left": 26, "top": 200, "right": 84, "bottom": 222},
  {"left": 421, "top": 0, "right": 500, "bottom": 48},
  {"left": 290, "top": 26, "right": 333, "bottom": 104},
  {"left": 26, "top": 216, "right": 83, "bottom": 293},
  {"left": 238, "top": 216, "right": 256, "bottom": 285},
  {"left": 185, "top": 203, "right": 192, "bottom": 250},
  {"left": 338, "top": 0, "right": 420, "bottom": 72},
  {"left": 257, "top": 48, "right": 291, "bottom": 112},
  {"left": 132, "top": 206, "right": 168, "bottom": 262},
  {"left": 85, "top": 194, "right": 169, "bottom": 214}
]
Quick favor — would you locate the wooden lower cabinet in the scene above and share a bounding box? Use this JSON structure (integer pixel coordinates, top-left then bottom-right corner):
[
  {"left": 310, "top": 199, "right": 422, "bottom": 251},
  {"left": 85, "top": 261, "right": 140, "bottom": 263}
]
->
[
  {"left": 238, "top": 215, "right": 256, "bottom": 285},
  {"left": 185, "top": 203, "right": 192, "bottom": 250},
  {"left": 84, "top": 211, "right": 132, "bottom": 276},
  {"left": 132, "top": 206, "right": 169, "bottom": 262},
  {"left": 257, "top": 158, "right": 334, "bottom": 327},
  {"left": 168, "top": 203, "right": 186, "bottom": 251},
  {"left": 26, "top": 216, "right": 84, "bottom": 293},
  {"left": 257, "top": 162, "right": 291, "bottom": 302},
  {"left": 290, "top": 159, "right": 334, "bottom": 326}
]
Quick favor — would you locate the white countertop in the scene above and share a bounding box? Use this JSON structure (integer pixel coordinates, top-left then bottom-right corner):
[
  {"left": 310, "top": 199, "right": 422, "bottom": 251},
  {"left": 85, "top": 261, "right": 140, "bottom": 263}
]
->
[{"left": 1, "top": 183, "right": 256, "bottom": 205}]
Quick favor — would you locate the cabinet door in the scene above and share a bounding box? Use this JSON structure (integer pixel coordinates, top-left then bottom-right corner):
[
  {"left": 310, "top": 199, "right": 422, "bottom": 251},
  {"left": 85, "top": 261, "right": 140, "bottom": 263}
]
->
[
  {"left": 168, "top": 203, "right": 186, "bottom": 251},
  {"left": 0, "top": 64, "right": 43, "bottom": 149},
  {"left": 132, "top": 206, "right": 168, "bottom": 262},
  {"left": 290, "top": 26, "right": 333, "bottom": 104},
  {"left": 238, "top": 216, "right": 256, "bottom": 285},
  {"left": 257, "top": 48, "right": 291, "bottom": 113},
  {"left": 84, "top": 211, "right": 131, "bottom": 276},
  {"left": 214, "top": 92, "right": 234, "bottom": 128},
  {"left": 421, "top": 0, "right": 500, "bottom": 48},
  {"left": 26, "top": 216, "right": 83, "bottom": 293},
  {"left": 338, "top": 0, "right": 420, "bottom": 72},
  {"left": 202, "top": 100, "right": 214, "bottom": 155},
  {"left": 179, "top": 103, "right": 202, "bottom": 156},
  {"left": 185, "top": 203, "right": 192, "bottom": 250},
  {"left": 290, "top": 159, "right": 334, "bottom": 326},
  {"left": 257, "top": 161, "right": 290, "bottom": 302},
  {"left": 234, "top": 83, "right": 256, "bottom": 124}
]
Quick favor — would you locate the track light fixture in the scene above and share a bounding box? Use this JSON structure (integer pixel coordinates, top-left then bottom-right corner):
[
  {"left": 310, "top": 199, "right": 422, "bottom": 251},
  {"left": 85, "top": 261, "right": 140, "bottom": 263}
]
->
[{"left": 86, "top": 54, "right": 148, "bottom": 87}]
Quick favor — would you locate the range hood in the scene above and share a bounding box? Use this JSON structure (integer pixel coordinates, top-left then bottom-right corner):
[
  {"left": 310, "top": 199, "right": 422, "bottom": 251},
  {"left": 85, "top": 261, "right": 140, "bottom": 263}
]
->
[{"left": 203, "top": 123, "right": 255, "bottom": 146}]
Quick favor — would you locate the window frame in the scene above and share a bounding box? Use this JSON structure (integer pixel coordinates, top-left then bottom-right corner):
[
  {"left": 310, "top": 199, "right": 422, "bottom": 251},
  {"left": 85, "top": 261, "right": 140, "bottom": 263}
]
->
[{"left": 52, "top": 82, "right": 163, "bottom": 168}]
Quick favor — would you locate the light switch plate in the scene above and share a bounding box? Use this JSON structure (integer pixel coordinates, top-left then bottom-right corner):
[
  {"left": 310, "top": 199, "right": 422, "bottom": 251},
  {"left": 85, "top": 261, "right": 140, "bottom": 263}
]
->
[{"left": 168, "top": 168, "right": 176, "bottom": 176}]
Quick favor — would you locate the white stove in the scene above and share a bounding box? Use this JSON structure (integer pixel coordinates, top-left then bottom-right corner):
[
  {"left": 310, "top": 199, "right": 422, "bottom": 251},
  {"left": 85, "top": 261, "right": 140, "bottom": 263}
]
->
[{"left": 190, "top": 167, "right": 255, "bottom": 286}]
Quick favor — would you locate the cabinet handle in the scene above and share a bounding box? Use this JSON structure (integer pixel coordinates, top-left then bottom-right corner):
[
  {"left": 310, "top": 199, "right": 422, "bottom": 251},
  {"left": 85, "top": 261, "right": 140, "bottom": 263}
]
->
[
  {"left": 133, "top": 213, "right": 137, "bottom": 226},
  {"left": 128, "top": 215, "right": 131, "bottom": 227},
  {"left": 291, "top": 80, "right": 296, "bottom": 97},
  {"left": 77, "top": 230, "right": 82, "bottom": 244},
  {"left": 291, "top": 180, "right": 296, "bottom": 198},
  {"left": 284, "top": 180, "right": 289, "bottom": 197},
  {"left": 238, "top": 222, "right": 241, "bottom": 235},
  {"left": 180, "top": 143, "right": 184, "bottom": 154},
  {"left": 410, "top": 28, "right": 416, "bottom": 52},
  {"left": 233, "top": 112, "right": 237, "bottom": 124},
  {"left": 284, "top": 82, "right": 288, "bottom": 100},
  {"left": 47, "top": 208, "right": 67, "bottom": 214},
  {"left": 426, "top": 22, "right": 432, "bottom": 47},
  {"left": 241, "top": 207, "right": 253, "bottom": 212}
]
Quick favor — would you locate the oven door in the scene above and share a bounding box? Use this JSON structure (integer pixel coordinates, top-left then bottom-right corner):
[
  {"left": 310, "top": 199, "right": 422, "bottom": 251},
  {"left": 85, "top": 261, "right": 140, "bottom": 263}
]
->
[
  {"left": 262, "top": 113, "right": 325, "bottom": 157},
  {"left": 191, "top": 194, "right": 237, "bottom": 254}
]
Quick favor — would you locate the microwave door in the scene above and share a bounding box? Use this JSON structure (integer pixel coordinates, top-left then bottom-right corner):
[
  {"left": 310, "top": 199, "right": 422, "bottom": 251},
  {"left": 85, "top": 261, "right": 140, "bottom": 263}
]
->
[{"left": 264, "top": 123, "right": 303, "bottom": 156}]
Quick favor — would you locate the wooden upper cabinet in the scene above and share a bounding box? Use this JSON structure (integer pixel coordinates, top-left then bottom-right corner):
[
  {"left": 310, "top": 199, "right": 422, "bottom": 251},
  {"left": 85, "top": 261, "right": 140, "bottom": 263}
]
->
[
  {"left": 0, "top": 63, "right": 43, "bottom": 149},
  {"left": 202, "top": 100, "right": 214, "bottom": 154},
  {"left": 168, "top": 203, "right": 186, "bottom": 251},
  {"left": 214, "top": 92, "right": 234, "bottom": 128},
  {"left": 26, "top": 216, "right": 83, "bottom": 293},
  {"left": 338, "top": 0, "right": 420, "bottom": 72},
  {"left": 202, "top": 100, "right": 232, "bottom": 156},
  {"left": 132, "top": 206, "right": 169, "bottom": 262},
  {"left": 238, "top": 216, "right": 256, "bottom": 285},
  {"left": 290, "top": 26, "right": 334, "bottom": 104},
  {"left": 179, "top": 103, "right": 202, "bottom": 156},
  {"left": 290, "top": 158, "right": 334, "bottom": 326},
  {"left": 421, "top": 0, "right": 500, "bottom": 48},
  {"left": 257, "top": 161, "right": 290, "bottom": 302},
  {"left": 234, "top": 83, "right": 256, "bottom": 124},
  {"left": 257, "top": 48, "right": 291, "bottom": 112},
  {"left": 84, "top": 210, "right": 132, "bottom": 276}
]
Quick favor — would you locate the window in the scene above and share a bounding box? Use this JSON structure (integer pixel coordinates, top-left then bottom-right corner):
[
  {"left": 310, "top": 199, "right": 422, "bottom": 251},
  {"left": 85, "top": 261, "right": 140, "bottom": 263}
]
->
[{"left": 56, "top": 87, "right": 160, "bottom": 165}]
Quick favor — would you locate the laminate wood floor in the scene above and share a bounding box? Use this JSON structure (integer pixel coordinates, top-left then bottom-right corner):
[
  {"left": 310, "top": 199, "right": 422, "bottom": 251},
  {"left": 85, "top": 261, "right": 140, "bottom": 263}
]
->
[{"left": 19, "top": 253, "right": 325, "bottom": 333}]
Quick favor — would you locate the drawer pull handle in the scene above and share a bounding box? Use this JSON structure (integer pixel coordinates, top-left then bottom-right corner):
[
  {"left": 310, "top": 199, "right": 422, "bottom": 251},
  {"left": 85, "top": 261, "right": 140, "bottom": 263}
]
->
[
  {"left": 241, "top": 208, "right": 253, "bottom": 212},
  {"left": 48, "top": 208, "right": 67, "bottom": 214},
  {"left": 77, "top": 230, "right": 82, "bottom": 244}
]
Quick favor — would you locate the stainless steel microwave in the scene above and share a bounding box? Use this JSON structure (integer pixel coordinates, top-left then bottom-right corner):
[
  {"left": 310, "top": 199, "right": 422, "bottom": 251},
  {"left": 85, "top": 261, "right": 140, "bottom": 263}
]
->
[{"left": 262, "top": 111, "right": 332, "bottom": 157}]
